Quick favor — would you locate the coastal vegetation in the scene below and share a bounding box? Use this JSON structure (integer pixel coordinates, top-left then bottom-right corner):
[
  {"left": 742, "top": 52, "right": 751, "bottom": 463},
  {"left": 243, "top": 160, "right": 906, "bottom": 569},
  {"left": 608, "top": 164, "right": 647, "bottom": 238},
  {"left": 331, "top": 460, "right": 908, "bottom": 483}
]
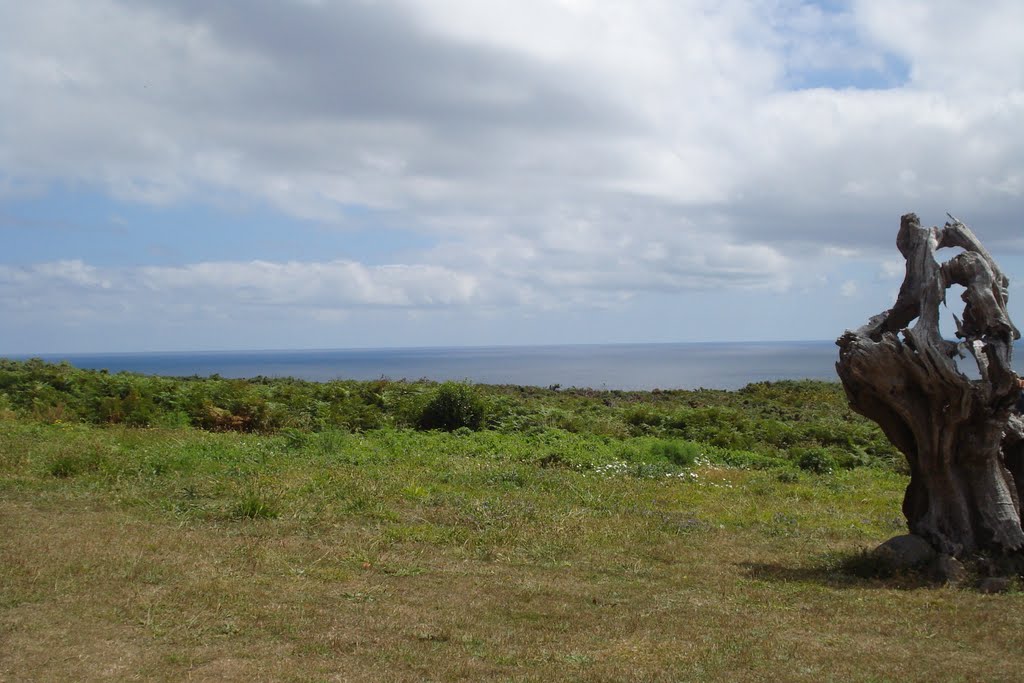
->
[
  {"left": 0, "top": 358, "right": 897, "bottom": 473},
  {"left": 2, "top": 359, "right": 1023, "bottom": 681}
]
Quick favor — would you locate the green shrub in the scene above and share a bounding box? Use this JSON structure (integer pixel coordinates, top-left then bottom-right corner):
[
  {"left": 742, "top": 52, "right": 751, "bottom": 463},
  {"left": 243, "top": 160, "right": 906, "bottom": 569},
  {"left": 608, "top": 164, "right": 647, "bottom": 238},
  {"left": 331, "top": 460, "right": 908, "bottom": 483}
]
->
[
  {"left": 0, "top": 393, "right": 16, "bottom": 420},
  {"left": 649, "top": 440, "right": 701, "bottom": 467},
  {"left": 795, "top": 447, "right": 837, "bottom": 474},
  {"left": 325, "top": 398, "right": 386, "bottom": 431},
  {"left": 417, "top": 382, "right": 487, "bottom": 432},
  {"left": 154, "top": 410, "right": 192, "bottom": 429},
  {"left": 281, "top": 427, "right": 310, "bottom": 450},
  {"left": 666, "top": 406, "right": 756, "bottom": 450},
  {"left": 623, "top": 405, "right": 667, "bottom": 430}
]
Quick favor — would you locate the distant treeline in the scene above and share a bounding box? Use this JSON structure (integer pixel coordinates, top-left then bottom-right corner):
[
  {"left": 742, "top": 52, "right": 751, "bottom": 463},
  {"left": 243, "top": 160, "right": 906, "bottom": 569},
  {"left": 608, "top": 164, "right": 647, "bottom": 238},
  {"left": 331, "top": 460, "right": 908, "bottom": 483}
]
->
[{"left": 0, "top": 358, "right": 900, "bottom": 472}]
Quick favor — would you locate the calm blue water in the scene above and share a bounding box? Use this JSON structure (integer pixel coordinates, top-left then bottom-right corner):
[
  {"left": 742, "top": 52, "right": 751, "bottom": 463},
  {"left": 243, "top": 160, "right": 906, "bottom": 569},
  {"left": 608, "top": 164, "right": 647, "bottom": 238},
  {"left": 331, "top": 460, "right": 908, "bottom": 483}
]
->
[
  {"left": 12, "top": 341, "right": 852, "bottom": 390},
  {"left": 13, "top": 341, "right": 1024, "bottom": 391}
]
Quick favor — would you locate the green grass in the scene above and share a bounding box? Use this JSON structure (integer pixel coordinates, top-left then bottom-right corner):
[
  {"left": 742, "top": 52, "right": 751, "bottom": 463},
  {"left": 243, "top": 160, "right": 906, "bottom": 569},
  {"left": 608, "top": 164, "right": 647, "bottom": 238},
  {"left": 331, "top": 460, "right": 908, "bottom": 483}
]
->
[
  {"left": 0, "top": 362, "right": 1016, "bottom": 679},
  {"left": 2, "top": 411, "right": 1023, "bottom": 681}
]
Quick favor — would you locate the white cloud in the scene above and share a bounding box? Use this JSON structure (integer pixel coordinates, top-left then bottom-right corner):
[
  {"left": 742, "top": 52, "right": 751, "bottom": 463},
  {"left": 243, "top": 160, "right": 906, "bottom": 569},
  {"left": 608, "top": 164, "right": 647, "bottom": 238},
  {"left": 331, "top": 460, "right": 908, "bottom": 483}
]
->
[
  {"left": 2, "top": 0, "right": 1024, "bottom": 346},
  {"left": 0, "top": 259, "right": 484, "bottom": 316},
  {"left": 878, "top": 258, "right": 905, "bottom": 281},
  {"left": 855, "top": 0, "right": 1024, "bottom": 92},
  {"left": 1, "top": 2, "right": 1020, "bottom": 228},
  {"left": 0, "top": 234, "right": 794, "bottom": 326}
]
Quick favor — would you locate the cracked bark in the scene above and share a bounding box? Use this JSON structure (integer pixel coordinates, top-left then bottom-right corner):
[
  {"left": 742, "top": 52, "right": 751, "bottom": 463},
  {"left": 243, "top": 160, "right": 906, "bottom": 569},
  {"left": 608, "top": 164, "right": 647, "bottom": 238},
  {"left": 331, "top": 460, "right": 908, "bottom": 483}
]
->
[{"left": 836, "top": 213, "right": 1024, "bottom": 557}]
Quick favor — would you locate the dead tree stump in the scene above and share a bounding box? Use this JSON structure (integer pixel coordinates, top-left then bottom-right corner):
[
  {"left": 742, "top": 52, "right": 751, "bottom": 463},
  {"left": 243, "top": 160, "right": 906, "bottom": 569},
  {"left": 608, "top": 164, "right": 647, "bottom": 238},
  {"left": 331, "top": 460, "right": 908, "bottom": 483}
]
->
[{"left": 836, "top": 213, "right": 1024, "bottom": 559}]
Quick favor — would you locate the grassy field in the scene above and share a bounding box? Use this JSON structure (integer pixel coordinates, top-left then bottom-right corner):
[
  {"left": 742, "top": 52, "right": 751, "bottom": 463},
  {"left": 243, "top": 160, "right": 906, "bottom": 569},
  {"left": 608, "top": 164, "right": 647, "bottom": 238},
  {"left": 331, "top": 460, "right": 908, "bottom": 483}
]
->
[{"left": 3, "top": 409, "right": 1024, "bottom": 681}]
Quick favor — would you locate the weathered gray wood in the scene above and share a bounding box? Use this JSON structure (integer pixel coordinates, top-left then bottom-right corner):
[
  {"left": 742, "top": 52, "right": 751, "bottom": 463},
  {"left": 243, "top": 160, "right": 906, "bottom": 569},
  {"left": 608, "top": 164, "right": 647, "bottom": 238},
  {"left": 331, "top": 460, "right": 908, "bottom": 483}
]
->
[{"left": 836, "top": 213, "right": 1024, "bottom": 557}]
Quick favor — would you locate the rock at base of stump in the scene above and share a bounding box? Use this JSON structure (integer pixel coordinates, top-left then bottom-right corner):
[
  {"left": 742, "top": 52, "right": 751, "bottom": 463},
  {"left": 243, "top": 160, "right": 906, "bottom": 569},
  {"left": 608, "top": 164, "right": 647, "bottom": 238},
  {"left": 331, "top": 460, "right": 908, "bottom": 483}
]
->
[
  {"left": 871, "top": 534, "right": 936, "bottom": 572},
  {"left": 931, "top": 554, "right": 967, "bottom": 585},
  {"left": 978, "top": 577, "right": 1012, "bottom": 594}
]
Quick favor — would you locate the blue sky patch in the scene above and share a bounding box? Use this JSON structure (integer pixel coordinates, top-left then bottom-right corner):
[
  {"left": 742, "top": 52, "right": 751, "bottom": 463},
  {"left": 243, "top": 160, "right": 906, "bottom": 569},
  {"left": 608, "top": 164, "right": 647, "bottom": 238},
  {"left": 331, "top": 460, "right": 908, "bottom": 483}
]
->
[{"left": 1, "top": 184, "right": 436, "bottom": 267}]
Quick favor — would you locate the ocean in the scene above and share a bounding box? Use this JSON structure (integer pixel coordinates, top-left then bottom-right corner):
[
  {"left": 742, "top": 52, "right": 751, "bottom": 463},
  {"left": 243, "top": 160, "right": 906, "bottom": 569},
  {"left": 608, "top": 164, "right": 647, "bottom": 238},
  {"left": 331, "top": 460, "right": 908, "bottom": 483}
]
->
[
  {"left": 10, "top": 340, "right": 849, "bottom": 391},
  {"left": 12, "top": 340, "right": 1021, "bottom": 391}
]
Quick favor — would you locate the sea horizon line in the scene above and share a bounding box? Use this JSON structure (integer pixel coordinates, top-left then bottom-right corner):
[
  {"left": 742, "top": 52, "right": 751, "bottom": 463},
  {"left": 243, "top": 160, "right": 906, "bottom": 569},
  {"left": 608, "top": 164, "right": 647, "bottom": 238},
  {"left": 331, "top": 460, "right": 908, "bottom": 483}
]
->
[{"left": 3, "top": 338, "right": 839, "bottom": 359}]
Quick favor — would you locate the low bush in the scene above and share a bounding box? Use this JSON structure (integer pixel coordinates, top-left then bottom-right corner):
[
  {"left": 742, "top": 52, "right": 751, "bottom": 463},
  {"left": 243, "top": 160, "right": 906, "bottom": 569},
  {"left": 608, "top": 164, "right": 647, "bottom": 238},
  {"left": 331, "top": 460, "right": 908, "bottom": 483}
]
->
[
  {"left": 795, "top": 447, "right": 837, "bottom": 474},
  {"left": 416, "top": 382, "right": 488, "bottom": 432},
  {"left": 649, "top": 440, "right": 701, "bottom": 467},
  {"left": 623, "top": 405, "right": 667, "bottom": 430}
]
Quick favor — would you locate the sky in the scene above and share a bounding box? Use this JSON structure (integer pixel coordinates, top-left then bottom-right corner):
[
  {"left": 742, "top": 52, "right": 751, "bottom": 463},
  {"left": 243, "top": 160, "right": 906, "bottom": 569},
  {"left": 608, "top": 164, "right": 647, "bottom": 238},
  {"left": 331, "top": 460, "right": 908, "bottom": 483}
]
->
[{"left": 2, "top": 0, "right": 1024, "bottom": 354}]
